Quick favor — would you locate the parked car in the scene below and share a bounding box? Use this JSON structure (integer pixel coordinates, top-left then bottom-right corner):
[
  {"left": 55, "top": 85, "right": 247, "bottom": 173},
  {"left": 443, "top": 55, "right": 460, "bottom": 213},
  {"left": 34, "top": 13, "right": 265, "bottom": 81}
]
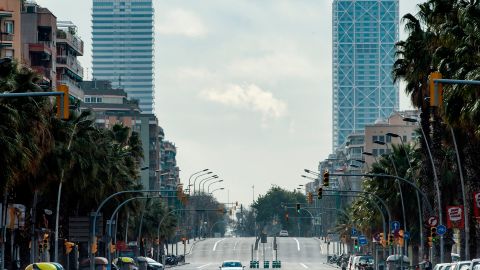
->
[
  {"left": 451, "top": 261, "right": 471, "bottom": 270},
  {"left": 433, "top": 263, "right": 452, "bottom": 270},
  {"left": 469, "top": 259, "right": 480, "bottom": 270},
  {"left": 279, "top": 230, "right": 289, "bottom": 237},
  {"left": 354, "top": 256, "right": 374, "bottom": 270},
  {"left": 219, "top": 260, "right": 245, "bottom": 270},
  {"left": 113, "top": 257, "right": 138, "bottom": 270},
  {"left": 135, "top": 257, "right": 164, "bottom": 270}
]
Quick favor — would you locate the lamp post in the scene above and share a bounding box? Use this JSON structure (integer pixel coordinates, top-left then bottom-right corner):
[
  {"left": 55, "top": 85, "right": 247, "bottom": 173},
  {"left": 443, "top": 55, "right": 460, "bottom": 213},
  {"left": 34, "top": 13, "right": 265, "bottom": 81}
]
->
[
  {"left": 403, "top": 117, "right": 444, "bottom": 262},
  {"left": 207, "top": 180, "right": 224, "bottom": 193},
  {"left": 210, "top": 187, "right": 225, "bottom": 194},
  {"left": 374, "top": 139, "right": 408, "bottom": 256},
  {"left": 188, "top": 169, "right": 209, "bottom": 195},
  {"left": 192, "top": 171, "right": 213, "bottom": 194},
  {"left": 197, "top": 175, "right": 218, "bottom": 194},
  {"left": 202, "top": 177, "right": 220, "bottom": 193},
  {"left": 386, "top": 131, "right": 425, "bottom": 259}
]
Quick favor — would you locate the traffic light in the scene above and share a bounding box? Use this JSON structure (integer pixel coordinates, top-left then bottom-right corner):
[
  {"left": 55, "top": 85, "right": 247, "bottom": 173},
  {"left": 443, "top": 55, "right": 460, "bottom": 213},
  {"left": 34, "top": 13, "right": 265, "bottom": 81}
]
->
[
  {"left": 43, "top": 233, "right": 49, "bottom": 245},
  {"left": 56, "top": 84, "right": 70, "bottom": 120},
  {"left": 285, "top": 212, "right": 289, "bottom": 222},
  {"left": 91, "top": 237, "right": 98, "bottom": 254},
  {"left": 354, "top": 239, "right": 359, "bottom": 250},
  {"left": 379, "top": 233, "right": 386, "bottom": 247},
  {"left": 236, "top": 201, "right": 239, "bottom": 207},
  {"left": 64, "top": 241, "right": 75, "bottom": 254},
  {"left": 296, "top": 203, "right": 301, "bottom": 213},
  {"left": 307, "top": 192, "right": 313, "bottom": 204},
  {"left": 429, "top": 72, "right": 443, "bottom": 107},
  {"left": 430, "top": 227, "right": 437, "bottom": 238},
  {"left": 388, "top": 233, "right": 394, "bottom": 245},
  {"left": 323, "top": 170, "right": 329, "bottom": 187},
  {"left": 427, "top": 236, "right": 433, "bottom": 247},
  {"left": 182, "top": 237, "right": 186, "bottom": 245},
  {"left": 109, "top": 243, "right": 116, "bottom": 253},
  {"left": 317, "top": 187, "right": 323, "bottom": 199},
  {"left": 398, "top": 230, "right": 404, "bottom": 247}
]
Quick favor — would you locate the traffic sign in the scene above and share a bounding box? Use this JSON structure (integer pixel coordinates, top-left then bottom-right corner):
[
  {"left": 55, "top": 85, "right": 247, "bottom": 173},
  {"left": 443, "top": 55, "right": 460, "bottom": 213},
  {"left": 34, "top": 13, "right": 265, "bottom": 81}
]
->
[
  {"left": 358, "top": 235, "right": 368, "bottom": 246},
  {"left": 351, "top": 228, "right": 358, "bottom": 236},
  {"left": 373, "top": 233, "right": 381, "bottom": 242},
  {"left": 403, "top": 231, "right": 410, "bottom": 240},
  {"left": 437, "top": 225, "right": 447, "bottom": 235},
  {"left": 391, "top": 221, "right": 401, "bottom": 232},
  {"left": 427, "top": 216, "right": 439, "bottom": 227}
]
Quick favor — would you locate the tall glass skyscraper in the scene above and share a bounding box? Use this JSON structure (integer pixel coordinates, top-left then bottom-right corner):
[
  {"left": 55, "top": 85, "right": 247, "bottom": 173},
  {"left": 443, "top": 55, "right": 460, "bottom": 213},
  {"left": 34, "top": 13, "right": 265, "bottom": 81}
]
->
[
  {"left": 92, "top": 0, "right": 154, "bottom": 114},
  {"left": 332, "top": 0, "right": 399, "bottom": 150}
]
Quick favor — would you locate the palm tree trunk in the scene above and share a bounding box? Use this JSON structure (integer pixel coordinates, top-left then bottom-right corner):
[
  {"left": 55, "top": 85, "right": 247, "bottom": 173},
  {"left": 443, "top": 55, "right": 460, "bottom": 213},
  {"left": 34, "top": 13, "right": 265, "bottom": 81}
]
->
[
  {"left": 30, "top": 190, "right": 38, "bottom": 264},
  {"left": 1, "top": 189, "right": 8, "bottom": 270}
]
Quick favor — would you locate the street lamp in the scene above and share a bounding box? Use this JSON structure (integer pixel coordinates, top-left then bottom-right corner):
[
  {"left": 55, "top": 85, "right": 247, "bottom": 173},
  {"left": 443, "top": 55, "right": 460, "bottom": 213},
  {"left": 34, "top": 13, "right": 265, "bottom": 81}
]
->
[
  {"left": 198, "top": 175, "right": 218, "bottom": 194},
  {"left": 188, "top": 169, "right": 209, "bottom": 195},
  {"left": 374, "top": 138, "right": 408, "bottom": 257},
  {"left": 304, "top": 169, "right": 321, "bottom": 176},
  {"left": 193, "top": 171, "right": 213, "bottom": 194},
  {"left": 210, "top": 187, "right": 225, "bottom": 194},
  {"left": 386, "top": 131, "right": 425, "bottom": 259},
  {"left": 202, "top": 177, "right": 220, "bottom": 193},
  {"left": 403, "top": 117, "right": 446, "bottom": 261},
  {"left": 207, "top": 180, "right": 224, "bottom": 193}
]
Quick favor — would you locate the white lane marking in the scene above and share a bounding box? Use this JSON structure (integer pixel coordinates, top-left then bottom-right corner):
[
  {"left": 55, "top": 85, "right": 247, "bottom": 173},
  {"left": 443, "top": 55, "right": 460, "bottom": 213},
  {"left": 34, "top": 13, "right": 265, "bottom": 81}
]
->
[
  {"left": 233, "top": 241, "right": 238, "bottom": 250},
  {"left": 294, "top": 238, "right": 300, "bottom": 251},
  {"left": 300, "top": 263, "right": 309, "bottom": 269},
  {"left": 197, "top": 263, "right": 212, "bottom": 269},
  {"left": 213, "top": 238, "right": 226, "bottom": 251}
]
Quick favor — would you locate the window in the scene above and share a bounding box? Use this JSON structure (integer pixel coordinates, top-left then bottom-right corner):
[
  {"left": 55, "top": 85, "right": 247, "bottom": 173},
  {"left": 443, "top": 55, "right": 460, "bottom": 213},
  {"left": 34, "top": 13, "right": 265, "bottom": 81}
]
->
[
  {"left": 84, "top": 97, "right": 91, "bottom": 103},
  {"left": 4, "top": 21, "right": 13, "bottom": 34},
  {"left": 403, "top": 136, "right": 407, "bottom": 142},
  {"left": 378, "top": 135, "right": 385, "bottom": 143},
  {"left": 372, "top": 136, "right": 378, "bottom": 143},
  {"left": 372, "top": 149, "right": 378, "bottom": 156},
  {"left": 386, "top": 135, "right": 391, "bottom": 143}
]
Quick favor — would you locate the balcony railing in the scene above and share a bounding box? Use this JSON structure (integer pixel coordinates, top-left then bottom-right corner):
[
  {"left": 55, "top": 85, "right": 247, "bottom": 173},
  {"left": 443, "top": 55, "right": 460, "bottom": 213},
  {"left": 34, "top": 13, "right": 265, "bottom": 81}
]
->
[
  {"left": 0, "top": 33, "right": 13, "bottom": 42},
  {"left": 56, "top": 56, "right": 84, "bottom": 78},
  {"left": 56, "top": 30, "right": 84, "bottom": 55}
]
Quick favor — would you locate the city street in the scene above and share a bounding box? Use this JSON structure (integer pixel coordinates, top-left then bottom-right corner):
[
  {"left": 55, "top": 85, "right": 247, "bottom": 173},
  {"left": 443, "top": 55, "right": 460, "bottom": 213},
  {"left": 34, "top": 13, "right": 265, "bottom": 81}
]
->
[{"left": 176, "top": 237, "right": 336, "bottom": 270}]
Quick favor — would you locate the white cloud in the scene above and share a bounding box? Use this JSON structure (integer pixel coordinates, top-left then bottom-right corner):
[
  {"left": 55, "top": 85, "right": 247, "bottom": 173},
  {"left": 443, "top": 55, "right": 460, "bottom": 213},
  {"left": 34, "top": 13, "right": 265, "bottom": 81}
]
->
[
  {"left": 156, "top": 9, "right": 207, "bottom": 37},
  {"left": 200, "top": 84, "right": 287, "bottom": 119}
]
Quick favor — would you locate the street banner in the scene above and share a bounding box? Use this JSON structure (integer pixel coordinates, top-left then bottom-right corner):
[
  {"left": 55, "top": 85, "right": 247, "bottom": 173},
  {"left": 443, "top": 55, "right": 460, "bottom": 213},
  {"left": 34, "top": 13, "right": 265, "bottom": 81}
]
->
[
  {"left": 473, "top": 192, "right": 480, "bottom": 220},
  {"left": 446, "top": 206, "right": 464, "bottom": 229}
]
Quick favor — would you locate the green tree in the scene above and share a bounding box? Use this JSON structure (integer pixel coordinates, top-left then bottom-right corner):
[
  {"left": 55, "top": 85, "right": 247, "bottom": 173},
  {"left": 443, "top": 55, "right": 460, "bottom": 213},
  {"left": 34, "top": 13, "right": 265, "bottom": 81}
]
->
[{"left": 252, "top": 186, "right": 311, "bottom": 237}]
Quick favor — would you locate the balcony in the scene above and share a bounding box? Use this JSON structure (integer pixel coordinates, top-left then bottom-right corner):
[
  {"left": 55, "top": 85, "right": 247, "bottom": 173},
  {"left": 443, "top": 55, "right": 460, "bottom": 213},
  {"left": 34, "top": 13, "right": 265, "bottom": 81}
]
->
[
  {"left": 56, "top": 56, "right": 84, "bottom": 80},
  {"left": 0, "top": 33, "right": 13, "bottom": 47},
  {"left": 56, "top": 30, "right": 84, "bottom": 56},
  {"left": 29, "top": 41, "right": 53, "bottom": 54}
]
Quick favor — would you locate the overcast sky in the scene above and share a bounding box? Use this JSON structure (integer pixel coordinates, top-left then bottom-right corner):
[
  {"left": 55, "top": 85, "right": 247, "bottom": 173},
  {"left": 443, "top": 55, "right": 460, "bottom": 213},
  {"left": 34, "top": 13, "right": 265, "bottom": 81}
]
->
[{"left": 37, "top": 0, "right": 424, "bottom": 206}]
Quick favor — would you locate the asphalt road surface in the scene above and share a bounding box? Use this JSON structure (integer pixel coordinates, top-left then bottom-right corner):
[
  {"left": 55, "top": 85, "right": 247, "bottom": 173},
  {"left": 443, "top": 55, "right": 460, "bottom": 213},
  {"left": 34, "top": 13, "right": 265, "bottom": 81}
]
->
[{"left": 175, "top": 237, "right": 339, "bottom": 270}]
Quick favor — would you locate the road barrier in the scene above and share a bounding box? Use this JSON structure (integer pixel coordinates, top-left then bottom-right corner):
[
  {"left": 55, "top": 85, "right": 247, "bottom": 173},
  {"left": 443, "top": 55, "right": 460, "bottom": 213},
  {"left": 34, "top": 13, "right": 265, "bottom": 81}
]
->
[
  {"left": 272, "top": 261, "right": 282, "bottom": 268},
  {"left": 250, "top": 261, "right": 259, "bottom": 268},
  {"left": 263, "top": 261, "right": 269, "bottom": 268}
]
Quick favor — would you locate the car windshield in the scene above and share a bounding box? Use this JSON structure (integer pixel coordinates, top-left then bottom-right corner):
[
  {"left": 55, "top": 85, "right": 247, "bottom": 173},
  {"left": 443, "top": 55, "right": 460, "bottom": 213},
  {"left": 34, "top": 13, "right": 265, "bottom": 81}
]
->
[
  {"left": 223, "top": 262, "right": 242, "bottom": 267},
  {"left": 359, "top": 257, "right": 374, "bottom": 264}
]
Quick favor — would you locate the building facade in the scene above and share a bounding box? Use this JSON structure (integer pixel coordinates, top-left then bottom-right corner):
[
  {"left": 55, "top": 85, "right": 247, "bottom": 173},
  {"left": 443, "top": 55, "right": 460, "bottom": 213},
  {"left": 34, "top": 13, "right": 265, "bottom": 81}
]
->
[
  {"left": 80, "top": 80, "right": 161, "bottom": 190},
  {"left": 0, "top": 0, "right": 21, "bottom": 60},
  {"left": 332, "top": 0, "right": 399, "bottom": 150},
  {"left": 91, "top": 0, "right": 154, "bottom": 114},
  {"left": 56, "top": 21, "right": 84, "bottom": 99},
  {"left": 21, "top": 2, "right": 57, "bottom": 89}
]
